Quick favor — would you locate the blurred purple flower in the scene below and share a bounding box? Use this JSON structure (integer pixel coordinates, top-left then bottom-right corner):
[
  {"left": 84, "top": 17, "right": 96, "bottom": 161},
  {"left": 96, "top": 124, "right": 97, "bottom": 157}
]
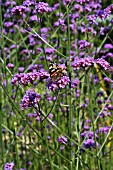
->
[
  {"left": 35, "top": 2, "right": 52, "bottom": 13},
  {"left": 94, "top": 75, "right": 99, "bottom": 84},
  {"left": 104, "top": 44, "right": 113, "bottom": 49},
  {"left": 58, "top": 136, "right": 67, "bottom": 145},
  {"left": 71, "top": 78, "right": 80, "bottom": 88},
  {"left": 20, "top": 89, "right": 41, "bottom": 110},
  {"left": 47, "top": 76, "right": 70, "bottom": 91},
  {"left": 4, "top": 162, "right": 14, "bottom": 170},
  {"left": 73, "top": 4, "right": 83, "bottom": 12},
  {"left": 4, "top": 22, "right": 14, "bottom": 28},
  {"left": 63, "top": 0, "right": 72, "bottom": 6},
  {"left": 28, "top": 113, "right": 37, "bottom": 118},
  {"left": 47, "top": 136, "right": 51, "bottom": 140},
  {"left": 7, "top": 63, "right": 14, "bottom": 69},
  {"left": 108, "top": 105, "right": 113, "bottom": 110},
  {"left": 11, "top": 70, "right": 49, "bottom": 86},
  {"left": 71, "top": 57, "right": 94, "bottom": 70},
  {"left": 54, "top": 19, "right": 66, "bottom": 30},
  {"left": 81, "top": 131, "right": 98, "bottom": 139},
  {"left": 45, "top": 48, "right": 55, "bottom": 54},
  {"left": 96, "top": 10, "right": 108, "bottom": 20},
  {"left": 78, "top": 40, "right": 93, "bottom": 50},
  {"left": 52, "top": 3, "right": 60, "bottom": 10},
  {"left": 97, "top": 126, "right": 110, "bottom": 134},
  {"left": 95, "top": 58, "right": 110, "bottom": 70},
  {"left": 10, "top": 44, "right": 17, "bottom": 49},
  {"left": 18, "top": 67, "right": 25, "bottom": 73},
  {"left": 5, "top": 1, "right": 16, "bottom": 7},
  {"left": 11, "top": 5, "right": 26, "bottom": 15},
  {"left": 27, "top": 161, "right": 32, "bottom": 165},
  {"left": 82, "top": 139, "right": 98, "bottom": 149},
  {"left": 75, "top": 0, "right": 86, "bottom": 4},
  {"left": 23, "top": 0, "right": 35, "bottom": 6},
  {"left": 87, "top": 14, "right": 98, "bottom": 25},
  {"left": 83, "top": 125, "right": 90, "bottom": 130},
  {"left": 29, "top": 15, "right": 40, "bottom": 22},
  {"left": 103, "top": 77, "right": 112, "bottom": 83},
  {"left": 106, "top": 53, "right": 113, "bottom": 58}
]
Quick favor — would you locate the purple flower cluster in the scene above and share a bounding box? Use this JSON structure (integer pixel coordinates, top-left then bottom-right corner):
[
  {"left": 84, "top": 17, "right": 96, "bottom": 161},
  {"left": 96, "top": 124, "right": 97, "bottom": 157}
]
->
[
  {"left": 11, "top": 5, "right": 26, "bottom": 15},
  {"left": 71, "top": 78, "right": 80, "bottom": 88},
  {"left": 35, "top": 2, "right": 52, "bottom": 13},
  {"left": 11, "top": 1, "right": 52, "bottom": 16},
  {"left": 76, "top": 0, "right": 87, "bottom": 4},
  {"left": 81, "top": 131, "right": 98, "bottom": 139},
  {"left": 98, "top": 4, "right": 113, "bottom": 20},
  {"left": 11, "top": 70, "right": 49, "bottom": 86},
  {"left": 22, "top": 0, "right": 35, "bottom": 7},
  {"left": 47, "top": 76, "right": 70, "bottom": 91},
  {"left": 4, "top": 162, "right": 14, "bottom": 170},
  {"left": 78, "top": 40, "right": 93, "bottom": 50},
  {"left": 87, "top": 4, "right": 113, "bottom": 25},
  {"left": 97, "top": 126, "right": 111, "bottom": 134},
  {"left": 58, "top": 135, "right": 67, "bottom": 145},
  {"left": 82, "top": 139, "right": 97, "bottom": 149},
  {"left": 80, "top": 129, "right": 99, "bottom": 149},
  {"left": 7, "top": 63, "right": 14, "bottom": 69},
  {"left": 28, "top": 111, "right": 40, "bottom": 122},
  {"left": 20, "top": 89, "right": 41, "bottom": 110},
  {"left": 95, "top": 58, "right": 110, "bottom": 70},
  {"left": 71, "top": 56, "right": 95, "bottom": 70},
  {"left": 71, "top": 56, "right": 110, "bottom": 71}
]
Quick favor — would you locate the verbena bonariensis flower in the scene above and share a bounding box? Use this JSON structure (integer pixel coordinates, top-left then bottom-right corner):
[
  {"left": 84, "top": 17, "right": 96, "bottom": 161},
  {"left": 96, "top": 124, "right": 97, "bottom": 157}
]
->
[
  {"left": 71, "top": 57, "right": 94, "bottom": 70},
  {"left": 95, "top": 58, "right": 110, "bottom": 70},
  {"left": 58, "top": 135, "right": 67, "bottom": 145},
  {"left": 104, "top": 43, "right": 113, "bottom": 49},
  {"left": 45, "top": 48, "right": 55, "bottom": 55},
  {"left": 88, "top": 4, "right": 113, "bottom": 25},
  {"left": 4, "top": 162, "right": 14, "bottom": 170},
  {"left": 47, "top": 76, "right": 70, "bottom": 91},
  {"left": 82, "top": 139, "right": 99, "bottom": 149},
  {"left": 11, "top": 70, "right": 49, "bottom": 86},
  {"left": 78, "top": 40, "right": 93, "bottom": 50},
  {"left": 85, "top": 2, "right": 101, "bottom": 12},
  {"left": 23, "top": 0, "right": 35, "bottom": 7},
  {"left": 75, "top": 0, "right": 86, "bottom": 4},
  {"left": 20, "top": 89, "right": 41, "bottom": 110},
  {"left": 99, "top": 111, "right": 111, "bottom": 118},
  {"left": 73, "top": 4, "right": 83, "bottom": 12},
  {"left": 4, "top": 22, "right": 14, "bottom": 28},
  {"left": 80, "top": 131, "right": 98, "bottom": 139},
  {"left": 97, "top": 126, "right": 111, "bottom": 134},
  {"left": 7, "top": 63, "right": 14, "bottom": 69},
  {"left": 71, "top": 78, "right": 80, "bottom": 88},
  {"left": 87, "top": 14, "right": 98, "bottom": 25},
  {"left": 11, "top": 5, "right": 26, "bottom": 15},
  {"left": 5, "top": 1, "right": 16, "bottom": 7},
  {"left": 35, "top": 2, "right": 52, "bottom": 13}
]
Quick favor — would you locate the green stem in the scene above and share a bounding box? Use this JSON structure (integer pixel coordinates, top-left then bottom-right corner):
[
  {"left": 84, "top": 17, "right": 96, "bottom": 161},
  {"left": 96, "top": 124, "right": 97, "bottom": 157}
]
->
[{"left": 67, "top": 5, "right": 72, "bottom": 170}]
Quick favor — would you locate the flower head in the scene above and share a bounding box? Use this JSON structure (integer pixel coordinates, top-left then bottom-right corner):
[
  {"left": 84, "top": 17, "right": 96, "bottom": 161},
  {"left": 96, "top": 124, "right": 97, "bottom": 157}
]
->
[
  {"left": 11, "top": 5, "right": 26, "bottom": 15},
  {"left": 35, "top": 2, "right": 52, "bottom": 13},
  {"left": 11, "top": 70, "right": 49, "bottom": 86},
  {"left": 58, "top": 135, "right": 67, "bottom": 145},
  {"left": 23, "top": 0, "right": 35, "bottom": 6},
  {"left": 20, "top": 89, "right": 41, "bottom": 110},
  {"left": 95, "top": 58, "right": 110, "bottom": 70},
  {"left": 47, "top": 76, "right": 70, "bottom": 91},
  {"left": 82, "top": 139, "right": 96, "bottom": 148},
  {"left": 71, "top": 57, "right": 94, "bottom": 70},
  {"left": 71, "top": 78, "right": 80, "bottom": 88},
  {"left": 4, "top": 162, "right": 14, "bottom": 170}
]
